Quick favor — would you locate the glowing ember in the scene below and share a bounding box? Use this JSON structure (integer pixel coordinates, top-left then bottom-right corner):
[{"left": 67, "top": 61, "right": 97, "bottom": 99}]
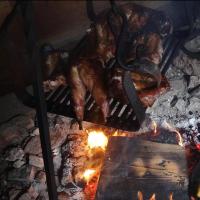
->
[
  {"left": 84, "top": 179, "right": 98, "bottom": 200},
  {"left": 196, "top": 144, "right": 200, "bottom": 151},
  {"left": 163, "top": 121, "right": 184, "bottom": 147},
  {"left": 88, "top": 131, "right": 108, "bottom": 150},
  {"left": 83, "top": 169, "right": 96, "bottom": 182}
]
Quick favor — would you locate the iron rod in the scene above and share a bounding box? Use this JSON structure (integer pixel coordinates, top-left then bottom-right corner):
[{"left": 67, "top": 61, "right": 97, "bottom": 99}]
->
[{"left": 20, "top": 2, "right": 58, "bottom": 199}]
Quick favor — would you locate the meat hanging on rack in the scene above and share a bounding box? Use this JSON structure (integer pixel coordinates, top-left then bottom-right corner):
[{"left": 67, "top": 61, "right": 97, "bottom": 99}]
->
[{"left": 42, "top": 3, "right": 172, "bottom": 125}]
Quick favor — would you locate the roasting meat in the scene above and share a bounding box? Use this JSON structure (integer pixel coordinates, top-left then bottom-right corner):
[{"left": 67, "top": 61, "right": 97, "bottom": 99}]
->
[
  {"left": 66, "top": 3, "right": 172, "bottom": 123},
  {"left": 69, "top": 59, "right": 109, "bottom": 123}
]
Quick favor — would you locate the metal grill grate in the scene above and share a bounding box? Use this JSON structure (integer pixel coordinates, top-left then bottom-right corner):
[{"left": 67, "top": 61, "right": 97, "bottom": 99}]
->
[
  {"left": 44, "top": 35, "right": 180, "bottom": 131},
  {"left": 45, "top": 86, "right": 140, "bottom": 131}
]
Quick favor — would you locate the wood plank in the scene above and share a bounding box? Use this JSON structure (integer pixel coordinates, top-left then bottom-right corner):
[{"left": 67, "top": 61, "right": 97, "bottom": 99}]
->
[{"left": 96, "top": 137, "right": 188, "bottom": 200}]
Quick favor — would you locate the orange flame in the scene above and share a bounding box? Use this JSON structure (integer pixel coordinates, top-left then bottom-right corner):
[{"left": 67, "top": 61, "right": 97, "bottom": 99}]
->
[
  {"left": 113, "top": 130, "right": 119, "bottom": 137},
  {"left": 87, "top": 130, "right": 108, "bottom": 150},
  {"left": 137, "top": 191, "right": 173, "bottom": 200},
  {"left": 163, "top": 121, "right": 184, "bottom": 147},
  {"left": 83, "top": 169, "right": 96, "bottom": 182},
  {"left": 112, "top": 130, "right": 128, "bottom": 137},
  {"left": 151, "top": 121, "right": 158, "bottom": 136},
  {"left": 137, "top": 191, "right": 156, "bottom": 200}
]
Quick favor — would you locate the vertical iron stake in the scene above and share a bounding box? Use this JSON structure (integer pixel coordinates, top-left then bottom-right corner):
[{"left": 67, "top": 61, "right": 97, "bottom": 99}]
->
[
  {"left": 33, "top": 49, "right": 58, "bottom": 200},
  {"left": 20, "top": 1, "right": 58, "bottom": 199}
]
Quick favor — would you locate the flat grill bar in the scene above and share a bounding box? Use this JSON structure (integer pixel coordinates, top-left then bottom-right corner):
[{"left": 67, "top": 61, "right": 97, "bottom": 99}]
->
[
  {"left": 87, "top": 100, "right": 96, "bottom": 111},
  {"left": 59, "top": 87, "right": 71, "bottom": 104},
  {"left": 118, "top": 104, "right": 127, "bottom": 117},
  {"left": 110, "top": 101, "right": 120, "bottom": 116},
  {"left": 119, "top": 105, "right": 131, "bottom": 120},
  {"left": 112, "top": 102, "right": 124, "bottom": 117},
  {"left": 85, "top": 95, "right": 94, "bottom": 110},
  {"left": 85, "top": 93, "right": 92, "bottom": 105},
  {"left": 53, "top": 86, "right": 67, "bottom": 102},
  {"left": 44, "top": 85, "right": 140, "bottom": 131},
  {"left": 46, "top": 86, "right": 60, "bottom": 101}
]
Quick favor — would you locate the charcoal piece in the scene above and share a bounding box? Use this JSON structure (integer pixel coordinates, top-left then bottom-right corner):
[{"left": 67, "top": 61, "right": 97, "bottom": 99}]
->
[
  {"left": 188, "top": 84, "right": 200, "bottom": 95},
  {"left": 170, "top": 95, "right": 178, "bottom": 107},
  {"left": 183, "top": 74, "right": 191, "bottom": 86}
]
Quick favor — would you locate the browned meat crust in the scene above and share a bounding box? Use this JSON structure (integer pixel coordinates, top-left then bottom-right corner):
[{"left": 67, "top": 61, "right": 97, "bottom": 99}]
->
[{"left": 67, "top": 3, "right": 172, "bottom": 123}]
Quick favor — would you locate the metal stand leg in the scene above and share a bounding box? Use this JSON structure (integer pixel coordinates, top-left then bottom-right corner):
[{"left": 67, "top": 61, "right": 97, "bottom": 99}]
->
[{"left": 20, "top": 2, "right": 58, "bottom": 199}]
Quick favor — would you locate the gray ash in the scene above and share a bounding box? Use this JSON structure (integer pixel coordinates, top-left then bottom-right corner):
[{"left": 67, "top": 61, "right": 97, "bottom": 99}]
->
[{"left": 146, "top": 50, "right": 200, "bottom": 150}]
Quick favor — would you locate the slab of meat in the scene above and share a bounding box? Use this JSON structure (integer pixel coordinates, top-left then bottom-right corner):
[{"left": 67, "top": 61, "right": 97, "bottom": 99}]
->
[
  {"left": 69, "top": 59, "right": 109, "bottom": 123},
  {"left": 67, "top": 3, "right": 172, "bottom": 124}
]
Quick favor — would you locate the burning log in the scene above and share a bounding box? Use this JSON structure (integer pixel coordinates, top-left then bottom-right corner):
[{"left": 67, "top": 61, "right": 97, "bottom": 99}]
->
[{"left": 96, "top": 137, "right": 188, "bottom": 200}]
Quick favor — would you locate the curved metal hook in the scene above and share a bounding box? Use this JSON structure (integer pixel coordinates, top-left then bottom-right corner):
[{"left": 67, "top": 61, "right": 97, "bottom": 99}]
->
[{"left": 109, "top": 1, "right": 162, "bottom": 85}]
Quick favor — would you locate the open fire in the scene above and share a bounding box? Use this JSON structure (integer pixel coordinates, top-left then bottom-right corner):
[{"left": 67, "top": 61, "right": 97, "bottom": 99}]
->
[
  {"left": 75, "top": 119, "right": 200, "bottom": 200},
  {"left": 38, "top": 38, "right": 200, "bottom": 199},
  {"left": 163, "top": 121, "right": 184, "bottom": 147},
  {"left": 80, "top": 125, "right": 189, "bottom": 200},
  {"left": 41, "top": 1, "right": 199, "bottom": 197},
  {"left": 0, "top": 110, "right": 199, "bottom": 199},
  {"left": 83, "top": 130, "right": 108, "bottom": 199},
  {"left": 0, "top": 0, "right": 200, "bottom": 199},
  {"left": 151, "top": 121, "right": 158, "bottom": 136},
  {"left": 83, "top": 169, "right": 96, "bottom": 183},
  {"left": 87, "top": 131, "right": 108, "bottom": 150}
]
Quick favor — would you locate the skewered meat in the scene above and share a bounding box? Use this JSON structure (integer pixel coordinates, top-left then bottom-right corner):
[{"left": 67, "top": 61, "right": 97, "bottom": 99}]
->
[
  {"left": 67, "top": 3, "right": 172, "bottom": 124},
  {"left": 69, "top": 59, "right": 109, "bottom": 123}
]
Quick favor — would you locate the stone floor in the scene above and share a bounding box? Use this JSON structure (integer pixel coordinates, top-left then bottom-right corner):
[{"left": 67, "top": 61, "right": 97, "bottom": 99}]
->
[{"left": 0, "top": 95, "right": 120, "bottom": 200}]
